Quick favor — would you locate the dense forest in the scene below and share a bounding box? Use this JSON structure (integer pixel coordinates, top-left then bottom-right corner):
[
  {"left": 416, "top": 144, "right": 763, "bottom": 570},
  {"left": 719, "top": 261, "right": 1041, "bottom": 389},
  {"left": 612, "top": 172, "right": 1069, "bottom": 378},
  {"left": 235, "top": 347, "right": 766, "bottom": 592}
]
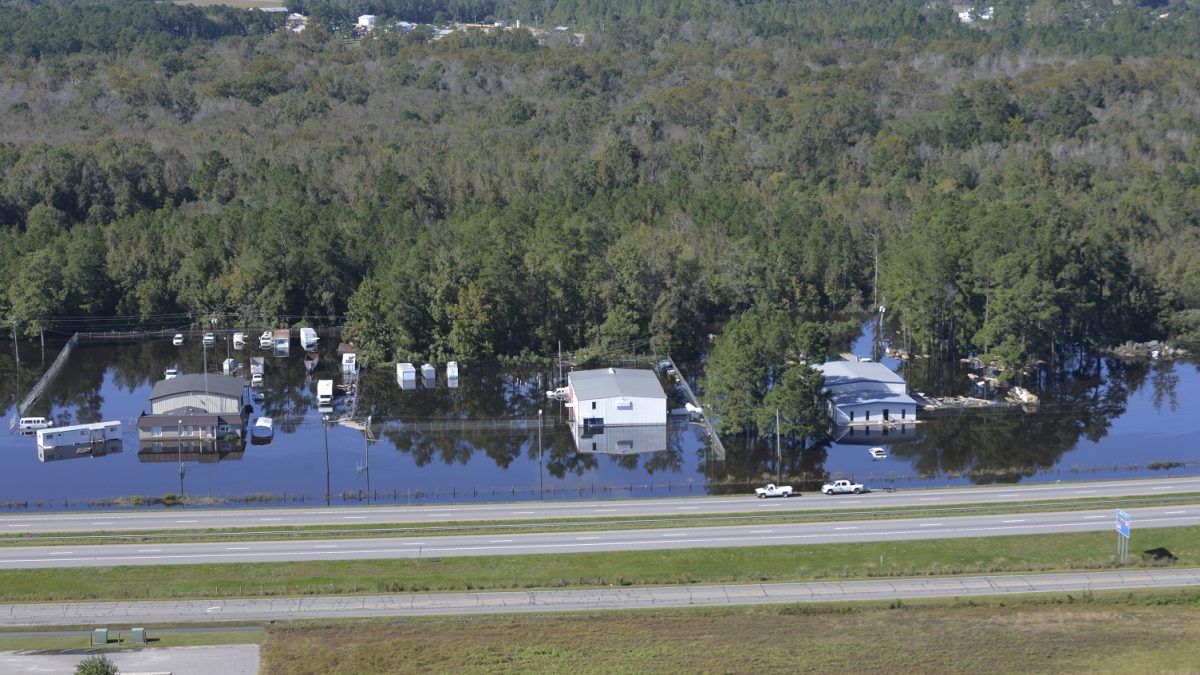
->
[{"left": 2, "top": 0, "right": 1199, "bottom": 396}]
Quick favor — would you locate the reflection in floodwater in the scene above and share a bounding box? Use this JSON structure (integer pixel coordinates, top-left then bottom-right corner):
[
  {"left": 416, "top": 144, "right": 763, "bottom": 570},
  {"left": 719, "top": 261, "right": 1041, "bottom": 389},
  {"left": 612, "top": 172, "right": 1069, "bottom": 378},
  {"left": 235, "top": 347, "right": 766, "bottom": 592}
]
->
[
  {"left": 137, "top": 437, "right": 246, "bottom": 463},
  {"left": 39, "top": 439, "right": 123, "bottom": 462},
  {"left": 834, "top": 423, "right": 918, "bottom": 445},
  {"left": 572, "top": 423, "right": 667, "bottom": 455}
]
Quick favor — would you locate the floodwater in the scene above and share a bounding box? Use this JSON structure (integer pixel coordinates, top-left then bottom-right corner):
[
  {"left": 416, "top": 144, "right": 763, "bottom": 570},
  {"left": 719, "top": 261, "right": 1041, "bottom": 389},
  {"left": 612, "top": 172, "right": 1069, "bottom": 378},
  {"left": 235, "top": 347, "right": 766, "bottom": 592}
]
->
[
  {"left": 1, "top": 326, "right": 1199, "bottom": 510},
  {"left": 0, "top": 334, "right": 711, "bottom": 509}
]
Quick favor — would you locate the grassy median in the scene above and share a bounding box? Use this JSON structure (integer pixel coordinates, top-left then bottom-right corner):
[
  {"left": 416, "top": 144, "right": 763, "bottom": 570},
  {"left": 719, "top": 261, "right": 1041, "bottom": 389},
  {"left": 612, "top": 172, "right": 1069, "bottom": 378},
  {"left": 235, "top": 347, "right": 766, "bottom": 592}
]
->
[
  {"left": 257, "top": 593, "right": 1200, "bottom": 674},
  {"left": 1, "top": 525, "right": 1195, "bottom": 603}
]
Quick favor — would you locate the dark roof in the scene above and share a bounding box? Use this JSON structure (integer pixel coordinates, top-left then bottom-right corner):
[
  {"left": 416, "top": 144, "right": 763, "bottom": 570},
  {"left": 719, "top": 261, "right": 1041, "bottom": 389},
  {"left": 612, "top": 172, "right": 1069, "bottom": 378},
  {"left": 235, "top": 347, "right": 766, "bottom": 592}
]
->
[
  {"left": 149, "top": 373, "right": 245, "bottom": 400},
  {"left": 569, "top": 368, "right": 666, "bottom": 400}
]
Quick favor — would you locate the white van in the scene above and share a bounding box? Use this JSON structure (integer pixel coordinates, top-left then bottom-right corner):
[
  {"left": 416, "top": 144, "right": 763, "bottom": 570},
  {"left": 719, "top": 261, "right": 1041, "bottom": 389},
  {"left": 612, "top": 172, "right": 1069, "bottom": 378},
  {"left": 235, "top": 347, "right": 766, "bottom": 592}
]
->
[{"left": 19, "top": 417, "right": 53, "bottom": 431}]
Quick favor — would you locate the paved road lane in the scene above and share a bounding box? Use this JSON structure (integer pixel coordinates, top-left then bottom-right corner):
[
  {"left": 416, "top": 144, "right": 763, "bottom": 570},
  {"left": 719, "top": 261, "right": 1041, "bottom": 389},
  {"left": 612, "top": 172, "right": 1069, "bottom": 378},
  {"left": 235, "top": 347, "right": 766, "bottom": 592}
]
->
[
  {"left": 2, "top": 476, "right": 1199, "bottom": 534},
  {"left": 3, "top": 569, "right": 1198, "bottom": 626},
  {"left": 1, "top": 506, "right": 1195, "bottom": 569}
]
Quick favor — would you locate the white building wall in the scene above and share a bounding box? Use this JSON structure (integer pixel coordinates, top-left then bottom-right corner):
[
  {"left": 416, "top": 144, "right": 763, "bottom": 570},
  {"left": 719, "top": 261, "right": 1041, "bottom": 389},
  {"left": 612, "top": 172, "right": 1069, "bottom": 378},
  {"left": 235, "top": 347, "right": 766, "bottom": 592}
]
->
[
  {"left": 575, "top": 395, "right": 665, "bottom": 426},
  {"left": 834, "top": 402, "right": 915, "bottom": 425}
]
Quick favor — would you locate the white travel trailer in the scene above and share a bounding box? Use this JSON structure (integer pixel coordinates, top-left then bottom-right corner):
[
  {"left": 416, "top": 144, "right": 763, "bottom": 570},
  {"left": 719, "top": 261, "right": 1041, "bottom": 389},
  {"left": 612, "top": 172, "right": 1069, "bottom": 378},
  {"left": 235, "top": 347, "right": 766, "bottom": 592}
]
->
[
  {"left": 317, "top": 379, "right": 334, "bottom": 405},
  {"left": 396, "top": 362, "right": 417, "bottom": 386},
  {"left": 300, "top": 327, "right": 319, "bottom": 351},
  {"left": 36, "top": 421, "right": 121, "bottom": 451}
]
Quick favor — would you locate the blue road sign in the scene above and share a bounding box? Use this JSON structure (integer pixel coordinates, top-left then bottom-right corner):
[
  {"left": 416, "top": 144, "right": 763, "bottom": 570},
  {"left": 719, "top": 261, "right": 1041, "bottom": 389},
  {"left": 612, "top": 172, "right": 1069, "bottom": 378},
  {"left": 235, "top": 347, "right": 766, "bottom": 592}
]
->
[{"left": 1115, "top": 509, "right": 1131, "bottom": 538}]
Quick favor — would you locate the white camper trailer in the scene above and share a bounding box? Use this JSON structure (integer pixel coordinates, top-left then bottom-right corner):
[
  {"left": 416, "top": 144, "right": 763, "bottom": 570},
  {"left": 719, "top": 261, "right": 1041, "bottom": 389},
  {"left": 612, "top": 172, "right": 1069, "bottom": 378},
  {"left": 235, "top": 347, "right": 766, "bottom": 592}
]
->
[
  {"left": 300, "top": 327, "right": 319, "bottom": 351},
  {"left": 317, "top": 379, "right": 334, "bottom": 405},
  {"left": 397, "top": 362, "right": 417, "bottom": 385}
]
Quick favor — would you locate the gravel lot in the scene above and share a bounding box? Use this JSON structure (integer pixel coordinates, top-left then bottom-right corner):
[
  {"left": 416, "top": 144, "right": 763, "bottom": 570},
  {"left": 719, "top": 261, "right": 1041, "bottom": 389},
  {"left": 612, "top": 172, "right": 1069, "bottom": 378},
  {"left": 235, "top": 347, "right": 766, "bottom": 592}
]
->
[{"left": 0, "top": 644, "right": 259, "bottom": 674}]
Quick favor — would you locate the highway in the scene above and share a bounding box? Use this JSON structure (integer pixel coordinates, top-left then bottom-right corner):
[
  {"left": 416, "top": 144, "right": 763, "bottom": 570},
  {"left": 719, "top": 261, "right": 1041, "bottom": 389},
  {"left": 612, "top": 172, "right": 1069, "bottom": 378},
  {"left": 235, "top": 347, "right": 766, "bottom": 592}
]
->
[
  {"left": 2, "top": 476, "right": 1199, "bottom": 534},
  {"left": 3, "top": 568, "right": 1199, "bottom": 626},
  {"left": 1, "top": 505, "right": 1196, "bottom": 570}
]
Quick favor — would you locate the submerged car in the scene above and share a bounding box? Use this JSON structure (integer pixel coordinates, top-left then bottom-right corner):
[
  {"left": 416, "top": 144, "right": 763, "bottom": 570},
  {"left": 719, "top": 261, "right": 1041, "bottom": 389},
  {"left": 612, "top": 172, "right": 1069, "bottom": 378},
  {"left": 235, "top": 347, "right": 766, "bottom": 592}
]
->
[{"left": 172, "top": 334, "right": 184, "bottom": 346}]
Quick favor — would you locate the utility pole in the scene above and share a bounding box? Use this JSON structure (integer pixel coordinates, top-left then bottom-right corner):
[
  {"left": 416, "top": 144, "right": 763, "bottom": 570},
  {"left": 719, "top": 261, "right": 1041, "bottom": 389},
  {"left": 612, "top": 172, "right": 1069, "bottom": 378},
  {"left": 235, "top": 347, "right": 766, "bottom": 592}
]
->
[
  {"left": 11, "top": 319, "right": 18, "bottom": 365},
  {"left": 776, "top": 408, "right": 782, "bottom": 484},
  {"left": 323, "top": 413, "right": 331, "bottom": 506},
  {"left": 178, "top": 419, "right": 184, "bottom": 495},
  {"left": 538, "top": 409, "right": 544, "bottom": 499}
]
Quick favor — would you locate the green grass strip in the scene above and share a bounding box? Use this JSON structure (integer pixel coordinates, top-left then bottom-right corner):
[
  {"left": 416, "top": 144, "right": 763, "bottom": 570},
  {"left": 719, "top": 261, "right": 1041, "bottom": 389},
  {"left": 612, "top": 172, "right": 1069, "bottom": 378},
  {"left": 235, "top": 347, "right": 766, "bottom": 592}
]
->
[{"left": 1, "top": 525, "right": 1196, "bottom": 604}]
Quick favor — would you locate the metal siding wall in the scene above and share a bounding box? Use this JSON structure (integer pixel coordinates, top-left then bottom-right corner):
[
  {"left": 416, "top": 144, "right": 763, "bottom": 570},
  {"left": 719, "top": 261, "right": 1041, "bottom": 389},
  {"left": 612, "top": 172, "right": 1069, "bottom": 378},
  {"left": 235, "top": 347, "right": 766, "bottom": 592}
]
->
[{"left": 152, "top": 393, "right": 240, "bottom": 414}]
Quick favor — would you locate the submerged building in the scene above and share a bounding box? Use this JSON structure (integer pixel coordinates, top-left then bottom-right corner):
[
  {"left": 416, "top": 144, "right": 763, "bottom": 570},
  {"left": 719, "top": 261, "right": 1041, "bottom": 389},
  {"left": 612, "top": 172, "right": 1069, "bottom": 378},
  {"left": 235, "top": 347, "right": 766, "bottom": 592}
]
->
[
  {"left": 813, "top": 360, "right": 917, "bottom": 426},
  {"left": 567, "top": 368, "right": 667, "bottom": 429},
  {"left": 135, "top": 373, "right": 249, "bottom": 443}
]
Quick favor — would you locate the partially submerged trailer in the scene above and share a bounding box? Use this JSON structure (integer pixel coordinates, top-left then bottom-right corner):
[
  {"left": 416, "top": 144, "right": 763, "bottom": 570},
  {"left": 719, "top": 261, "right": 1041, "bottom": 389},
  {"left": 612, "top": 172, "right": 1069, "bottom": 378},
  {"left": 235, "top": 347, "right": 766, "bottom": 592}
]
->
[
  {"left": 300, "top": 327, "right": 319, "bottom": 351},
  {"left": 317, "top": 379, "right": 334, "bottom": 405},
  {"left": 273, "top": 329, "right": 290, "bottom": 356}
]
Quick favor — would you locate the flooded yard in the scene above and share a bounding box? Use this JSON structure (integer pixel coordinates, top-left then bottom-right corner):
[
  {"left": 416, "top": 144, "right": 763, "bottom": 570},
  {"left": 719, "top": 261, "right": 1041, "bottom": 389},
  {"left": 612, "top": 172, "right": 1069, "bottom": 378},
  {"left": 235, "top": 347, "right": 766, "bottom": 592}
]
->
[{"left": 2, "top": 330, "right": 1199, "bottom": 510}]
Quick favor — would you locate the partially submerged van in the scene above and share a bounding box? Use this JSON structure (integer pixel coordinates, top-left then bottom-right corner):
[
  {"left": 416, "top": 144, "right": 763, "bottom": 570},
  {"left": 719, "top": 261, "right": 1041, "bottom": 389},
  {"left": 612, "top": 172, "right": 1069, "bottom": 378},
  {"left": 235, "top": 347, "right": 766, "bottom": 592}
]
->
[{"left": 19, "top": 417, "right": 53, "bottom": 431}]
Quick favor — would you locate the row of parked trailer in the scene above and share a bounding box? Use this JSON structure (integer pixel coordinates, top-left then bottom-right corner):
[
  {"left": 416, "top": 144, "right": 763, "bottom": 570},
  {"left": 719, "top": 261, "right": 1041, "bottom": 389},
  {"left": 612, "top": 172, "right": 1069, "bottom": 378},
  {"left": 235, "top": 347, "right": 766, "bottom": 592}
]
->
[{"left": 397, "top": 361, "right": 458, "bottom": 384}]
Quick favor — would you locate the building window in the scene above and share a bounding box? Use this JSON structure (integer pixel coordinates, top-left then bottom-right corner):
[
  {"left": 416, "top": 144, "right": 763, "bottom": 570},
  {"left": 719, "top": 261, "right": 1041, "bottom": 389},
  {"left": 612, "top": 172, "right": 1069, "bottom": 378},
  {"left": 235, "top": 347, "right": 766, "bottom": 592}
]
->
[
  {"left": 592, "top": 402, "right": 597, "bottom": 410},
  {"left": 849, "top": 411, "right": 854, "bottom": 422},
  {"left": 901, "top": 409, "right": 906, "bottom": 419},
  {"left": 865, "top": 411, "right": 870, "bottom": 420},
  {"left": 152, "top": 426, "right": 162, "bottom": 438}
]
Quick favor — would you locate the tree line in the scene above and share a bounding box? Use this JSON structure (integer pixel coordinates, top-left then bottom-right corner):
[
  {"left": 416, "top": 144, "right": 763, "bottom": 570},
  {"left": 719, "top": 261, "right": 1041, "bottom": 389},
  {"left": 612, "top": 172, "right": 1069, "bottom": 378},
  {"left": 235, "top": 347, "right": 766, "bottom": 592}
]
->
[{"left": 1, "top": 0, "right": 1198, "bottom": 389}]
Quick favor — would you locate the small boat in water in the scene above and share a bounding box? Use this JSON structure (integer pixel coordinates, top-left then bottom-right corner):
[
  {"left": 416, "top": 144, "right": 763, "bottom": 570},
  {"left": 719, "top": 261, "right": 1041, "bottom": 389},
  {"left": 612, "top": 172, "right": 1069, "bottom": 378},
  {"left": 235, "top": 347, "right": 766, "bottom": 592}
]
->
[
  {"left": 233, "top": 332, "right": 246, "bottom": 349},
  {"left": 251, "top": 417, "right": 274, "bottom": 443},
  {"left": 304, "top": 352, "right": 319, "bottom": 373},
  {"left": 869, "top": 447, "right": 888, "bottom": 460},
  {"left": 258, "top": 330, "right": 273, "bottom": 349}
]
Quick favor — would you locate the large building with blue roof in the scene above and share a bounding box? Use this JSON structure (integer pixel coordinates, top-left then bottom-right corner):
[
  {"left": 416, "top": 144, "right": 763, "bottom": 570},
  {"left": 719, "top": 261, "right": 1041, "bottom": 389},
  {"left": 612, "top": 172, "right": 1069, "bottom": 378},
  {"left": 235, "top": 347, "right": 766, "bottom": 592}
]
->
[{"left": 812, "top": 360, "right": 917, "bottom": 426}]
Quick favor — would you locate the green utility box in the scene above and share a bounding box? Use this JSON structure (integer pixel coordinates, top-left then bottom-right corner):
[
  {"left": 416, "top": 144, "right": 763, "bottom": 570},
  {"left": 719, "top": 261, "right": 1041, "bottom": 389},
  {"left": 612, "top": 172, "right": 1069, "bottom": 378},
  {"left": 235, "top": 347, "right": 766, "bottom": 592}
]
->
[
  {"left": 131, "top": 627, "right": 146, "bottom": 644},
  {"left": 91, "top": 628, "right": 108, "bottom": 645}
]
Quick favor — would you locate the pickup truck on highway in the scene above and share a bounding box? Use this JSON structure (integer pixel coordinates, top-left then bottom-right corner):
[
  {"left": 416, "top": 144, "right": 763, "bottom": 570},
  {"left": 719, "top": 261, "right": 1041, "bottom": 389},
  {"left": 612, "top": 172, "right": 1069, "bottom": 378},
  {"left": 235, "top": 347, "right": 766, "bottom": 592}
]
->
[
  {"left": 821, "top": 479, "right": 868, "bottom": 495},
  {"left": 755, "top": 484, "right": 795, "bottom": 498}
]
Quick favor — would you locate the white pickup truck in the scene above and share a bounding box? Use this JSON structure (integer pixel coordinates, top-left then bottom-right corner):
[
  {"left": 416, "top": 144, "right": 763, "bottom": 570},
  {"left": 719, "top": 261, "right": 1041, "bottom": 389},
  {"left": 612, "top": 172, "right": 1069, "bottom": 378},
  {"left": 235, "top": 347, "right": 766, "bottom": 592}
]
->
[
  {"left": 821, "top": 479, "right": 868, "bottom": 495},
  {"left": 755, "top": 484, "right": 795, "bottom": 498}
]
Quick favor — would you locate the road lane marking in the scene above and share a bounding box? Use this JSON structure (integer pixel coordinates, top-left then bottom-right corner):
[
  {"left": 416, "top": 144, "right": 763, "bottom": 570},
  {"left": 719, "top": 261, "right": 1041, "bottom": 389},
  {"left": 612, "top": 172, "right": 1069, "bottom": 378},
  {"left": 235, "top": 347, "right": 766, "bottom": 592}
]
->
[
  {"left": 512, "top": 511, "right": 535, "bottom": 515},
  {"left": 593, "top": 509, "right": 617, "bottom": 513},
  {"left": 6, "top": 524, "right": 29, "bottom": 528},
  {"left": 1084, "top": 515, "right": 1107, "bottom": 519},
  {"left": 91, "top": 522, "right": 114, "bottom": 526},
  {"left": 834, "top": 527, "right": 857, "bottom": 531},
  {"left": 1002, "top": 520, "right": 1026, "bottom": 524},
  {"left": 919, "top": 523, "right": 943, "bottom": 527},
  {"left": 313, "top": 545, "right": 338, "bottom": 549},
  {"left": 661, "top": 533, "right": 686, "bottom": 537},
  {"left": 1152, "top": 486, "right": 1170, "bottom": 491},
  {"left": 259, "top": 518, "right": 282, "bottom": 522},
  {"left": 576, "top": 536, "right": 600, "bottom": 540},
  {"left": 48, "top": 551, "right": 74, "bottom": 555},
  {"left": 749, "top": 530, "right": 773, "bottom": 534},
  {"left": 225, "top": 547, "right": 250, "bottom": 551},
  {"left": 343, "top": 516, "right": 366, "bottom": 520},
  {"left": 918, "top": 498, "right": 941, "bottom": 501},
  {"left": 676, "top": 506, "right": 699, "bottom": 510},
  {"left": 1165, "top": 511, "right": 1186, "bottom": 515},
  {"left": 1074, "top": 490, "right": 1097, "bottom": 494},
  {"left": 489, "top": 539, "right": 513, "bottom": 543},
  {"left": 136, "top": 549, "right": 161, "bottom": 553},
  {"left": 175, "top": 520, "right": 198, "bottom": 523}
]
